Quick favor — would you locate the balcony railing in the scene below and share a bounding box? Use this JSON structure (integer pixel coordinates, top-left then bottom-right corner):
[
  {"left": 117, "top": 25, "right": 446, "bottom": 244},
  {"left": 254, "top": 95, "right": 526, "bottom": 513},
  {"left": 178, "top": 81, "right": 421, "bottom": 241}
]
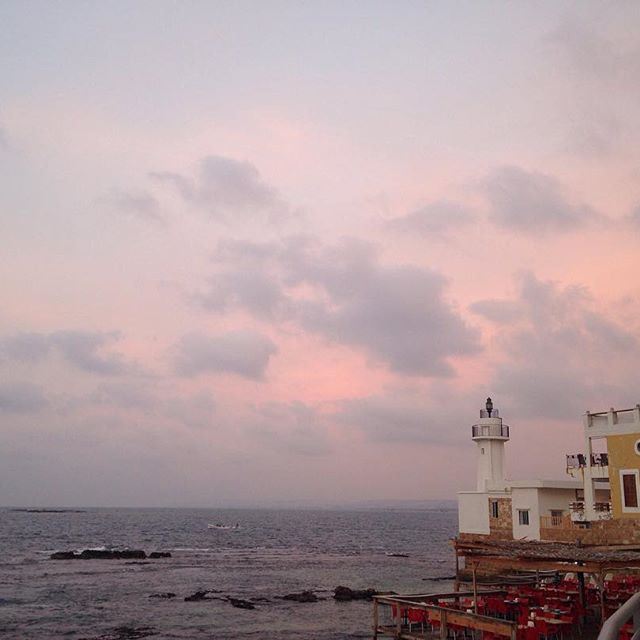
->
[
  {"left": 540, "top": 515, "right": 575, "bottom": 530},
  {"left": 566, "top": 452, "right": 608, "bottom": 469},
  {"left": 479, "top": 408, "right": 500, "bottom": 418},
  {"left": 471, "top": 424, "right": 510, "bottom": 438},
  {"left": 569, "top": 501, "right": 612, "bottom": 522}
]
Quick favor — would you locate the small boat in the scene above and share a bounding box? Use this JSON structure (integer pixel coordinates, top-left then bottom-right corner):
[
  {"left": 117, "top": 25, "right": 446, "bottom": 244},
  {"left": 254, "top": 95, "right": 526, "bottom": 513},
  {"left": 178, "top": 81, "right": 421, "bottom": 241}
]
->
[
  {"left": 385, "top": 552, "right": 410, "bottom": 558},
  {"left": 207, "top": 523, "right": 240, "bottom": 530}
]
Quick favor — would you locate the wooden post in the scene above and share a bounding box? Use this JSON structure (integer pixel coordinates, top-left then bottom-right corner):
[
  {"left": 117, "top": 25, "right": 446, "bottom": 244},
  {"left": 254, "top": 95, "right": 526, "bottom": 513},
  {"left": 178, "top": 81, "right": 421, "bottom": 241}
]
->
[
  {"left": 395, "top": 605, "right": 402, "bottom": 639},
  {"left": 440, "top": 609, "right": 448, "bottom": 639},
  {"left": 373, "top": 598, "right": 378, "bottom": 640},
  {"left": 598, "top": 570, "right": 606, "bottom": 624},
  {"left": 454, "top": 550, "right": 460, "bottom": 593},
  {"left": 472, "top": 564, "right": 479, "bottom": 615}
]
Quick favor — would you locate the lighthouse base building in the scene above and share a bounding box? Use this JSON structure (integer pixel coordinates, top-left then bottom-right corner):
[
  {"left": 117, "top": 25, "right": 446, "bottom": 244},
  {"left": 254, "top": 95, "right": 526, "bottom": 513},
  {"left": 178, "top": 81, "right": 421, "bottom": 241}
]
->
[{"left": 457, "top": 400, "right": 640, "bottom": 543}]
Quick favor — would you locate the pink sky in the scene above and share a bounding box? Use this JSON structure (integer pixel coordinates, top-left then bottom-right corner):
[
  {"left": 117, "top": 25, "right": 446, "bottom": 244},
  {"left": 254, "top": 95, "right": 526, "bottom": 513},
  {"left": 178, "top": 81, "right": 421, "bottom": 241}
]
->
[{"left": 1, "top": 1, "right": 640, "bottom": 507}]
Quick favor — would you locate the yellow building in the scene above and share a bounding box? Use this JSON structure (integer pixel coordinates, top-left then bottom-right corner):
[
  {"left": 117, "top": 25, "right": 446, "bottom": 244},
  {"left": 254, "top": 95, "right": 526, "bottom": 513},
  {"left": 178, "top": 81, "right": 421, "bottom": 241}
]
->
[{"left": 567, "top": 406, "right": 640, "bottom": 522}]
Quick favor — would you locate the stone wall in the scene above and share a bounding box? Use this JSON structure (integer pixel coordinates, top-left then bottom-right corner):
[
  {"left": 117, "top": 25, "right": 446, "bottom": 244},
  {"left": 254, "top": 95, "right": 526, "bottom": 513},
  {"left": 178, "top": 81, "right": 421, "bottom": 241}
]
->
[
  {"left": 488, "top": 497, "right": 513, "bottom": 540},
  {"left": 541, "top": 517, "right": 640, "bottom": 545}
]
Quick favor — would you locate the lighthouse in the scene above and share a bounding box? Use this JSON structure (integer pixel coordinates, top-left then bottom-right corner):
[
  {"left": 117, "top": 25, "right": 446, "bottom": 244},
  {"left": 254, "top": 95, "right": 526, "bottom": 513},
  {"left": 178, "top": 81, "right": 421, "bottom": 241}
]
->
[{"left": 472, "top": 397, "right": 510, "bottom": 492}]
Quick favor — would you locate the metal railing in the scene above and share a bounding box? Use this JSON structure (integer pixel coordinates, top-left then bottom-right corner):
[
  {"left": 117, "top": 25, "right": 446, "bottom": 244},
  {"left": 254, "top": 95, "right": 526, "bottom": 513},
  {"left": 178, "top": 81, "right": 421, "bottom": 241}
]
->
[
  {"left": 472, "top": 424, "right": 510, "bottom": 438},
  {"left": 597, "top": 591, "right": 640, "bottom": 640},
  {"left": 566, "top": 452, "right": 609, "bottom": 468}
]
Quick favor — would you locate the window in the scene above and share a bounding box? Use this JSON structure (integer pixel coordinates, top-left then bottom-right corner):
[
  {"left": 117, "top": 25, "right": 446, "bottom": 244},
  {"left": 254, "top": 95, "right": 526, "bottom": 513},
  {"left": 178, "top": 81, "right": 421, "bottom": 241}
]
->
[
  {"left": 490, "top": 500, "right": 499, "bottom": 519},
  {"left": 621, "top": 470, "right": 640, "bottom": 511},
  {"left": 518, "top": 509, "right": 530, "bottom": 526}
]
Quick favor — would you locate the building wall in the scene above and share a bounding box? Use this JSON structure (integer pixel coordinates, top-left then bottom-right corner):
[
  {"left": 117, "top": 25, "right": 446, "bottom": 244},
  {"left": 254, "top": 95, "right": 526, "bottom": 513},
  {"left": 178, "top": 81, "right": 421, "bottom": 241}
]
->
[
  {"left": 511, "top": 488, "right": 541, "bottom": 540},
  {"left": 538, "top": 488, "right": 576, "bottom": 517},
  {"left": 540, "top": 517, "right": 640, "bottom": 544},
  {"left": 458, "top": 492, "right": 491, "bottom": 534},
  {"left": 607, "top": 433, "right": 640, "bottom": 519}
]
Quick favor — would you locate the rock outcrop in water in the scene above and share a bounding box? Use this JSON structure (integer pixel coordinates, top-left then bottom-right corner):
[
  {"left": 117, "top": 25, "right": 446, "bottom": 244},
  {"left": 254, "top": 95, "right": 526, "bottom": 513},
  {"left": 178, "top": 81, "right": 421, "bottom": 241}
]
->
[
  {"left": 80, "top": 626, "right": 156, "bottom": 639},
  {"left": 281, "top": 590, "right": 319, "bottom": 603},
  {"left": 50, "top": 549, "right": 172, "bottom": 560},
  {"left": 333, "top": 586, "right": 380, "bottom": 601},
  {"left": 227, "top": 597, "right": 255, "bottom": 610},
  {"left": 149, "top": 592, "right": 176, "bottom": 599},
  {"left": 184, "top": 590, "right": 215, "bottom": 602},
  {"left": 50, "top": 549, "right": 147, "bottom": 560}
]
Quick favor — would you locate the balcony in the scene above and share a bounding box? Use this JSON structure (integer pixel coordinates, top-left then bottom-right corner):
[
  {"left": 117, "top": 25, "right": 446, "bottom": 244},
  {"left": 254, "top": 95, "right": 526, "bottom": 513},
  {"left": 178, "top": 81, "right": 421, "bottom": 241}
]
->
[
  {"left": 569, "top": 501, "right": 612, "bottom": 522},
  {"left": 471, "top": 424, "right": 510, "bottom": 439},
  {"left": 566, "top": 453, "right": 609, "bottom": 478}
]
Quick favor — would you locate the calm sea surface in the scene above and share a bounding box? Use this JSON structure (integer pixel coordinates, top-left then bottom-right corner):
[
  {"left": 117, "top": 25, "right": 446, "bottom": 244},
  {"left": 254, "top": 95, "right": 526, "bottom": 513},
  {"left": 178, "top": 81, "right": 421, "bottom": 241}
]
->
[{"left": 0, "top": 507, "right": 457, "bottom": 639}]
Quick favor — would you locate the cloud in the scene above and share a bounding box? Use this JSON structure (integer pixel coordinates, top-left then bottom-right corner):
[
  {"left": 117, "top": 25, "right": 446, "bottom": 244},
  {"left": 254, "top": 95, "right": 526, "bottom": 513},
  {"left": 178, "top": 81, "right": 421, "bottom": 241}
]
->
[
  {"left": 91, "top": 382, "right": 156, "bottom": 409},
  {"left": 469, "top": 299, "right": 523, "bottom": 324},
  {"left": 337, "top": 386, "right": 472, "bottom": 445},
  {"left": 283, "top": 237, "right": 481, "bottom": 376},
  {"left": 151, "top": 155, "right": 288, "bottom": 224},
  {"left": 628, "top": 206, "right": 640, "bottom": 230},
  {"left": 0, "top": 330, "right": 132, "bottom": 375},
  {"left": 199, "top": 235, "right": 480, "bottom": 376},
  {"left": 472, "top": 272, "right": 640, "bottom": 419},
  {"left": 164, "top": 391, "right": 216, "bottom": 429},
  {"left": 386, "top": 201, "right": 474, "bottom": 237},
  {"left": 482, "top": 166, "right": 598, "bottom": 234},
  {"left": 171, "top": 330, "right": 277, "bottom": 380},
  {"left": 0, "top": 126, "right": 9, "bottom": 151},
  {"left": 0, "top": 382, "right": 48, "bottom": 413},
  {"left": 246, "top": 401, "right": 331, "bottom": 456},
  {"left": 101, "top": 189, "right": 164, "bottom": 225}
]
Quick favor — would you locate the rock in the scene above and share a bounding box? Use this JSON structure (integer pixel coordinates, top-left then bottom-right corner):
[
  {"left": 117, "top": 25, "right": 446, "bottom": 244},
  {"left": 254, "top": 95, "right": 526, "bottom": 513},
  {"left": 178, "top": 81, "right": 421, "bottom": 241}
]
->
[
  {"left": 184, "top": 590, "right": 213, "bottom": 602},
  {"left": 227, "top": 597, "right": 255, "bottom": 610},
  {"left": 51, "top": 549, "right": 147, "bottom": 560},
  {"left": 282, "top": 590, "right": 319, "bottom": 603},
  {"left": 78, "top": 626, "right": 156, "bottom": 640},
  {"left": 50, "top": 551, "right": 77, "bottom": 560},
  {"left": 110, "top": 627, "right": 155, "bottom": 639},
  {"left": 386, "top": 552, "right": 410, "bottom": 558},
  {"left": 333, "top": 586, "right": 378, "bottom": 601},
  {"left": 149, "top": 592, "right": 176, "bottom": 599},
  {"left": 148, "top": 552, "right": 171, "bottom": 559}
]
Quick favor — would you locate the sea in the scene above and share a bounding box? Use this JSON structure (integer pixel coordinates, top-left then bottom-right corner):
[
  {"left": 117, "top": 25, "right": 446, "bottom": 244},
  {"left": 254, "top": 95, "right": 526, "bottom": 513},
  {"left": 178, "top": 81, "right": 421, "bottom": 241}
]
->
[{"left": 0, "top": 507, "right": 457, "bottom": 639}]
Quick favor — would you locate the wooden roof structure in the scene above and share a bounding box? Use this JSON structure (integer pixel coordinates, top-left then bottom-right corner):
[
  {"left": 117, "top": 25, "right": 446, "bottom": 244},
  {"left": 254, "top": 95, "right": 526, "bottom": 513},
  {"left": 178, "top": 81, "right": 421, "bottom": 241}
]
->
[{"left": 454, "top": 537, "right": 640, "bottom": 574}]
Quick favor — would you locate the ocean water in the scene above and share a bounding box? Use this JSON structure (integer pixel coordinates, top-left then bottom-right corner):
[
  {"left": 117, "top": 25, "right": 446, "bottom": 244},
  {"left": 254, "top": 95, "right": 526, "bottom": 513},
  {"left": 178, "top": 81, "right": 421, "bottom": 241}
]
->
[{"left": 0, "top": 507, "right": 457, "bottom": 639}]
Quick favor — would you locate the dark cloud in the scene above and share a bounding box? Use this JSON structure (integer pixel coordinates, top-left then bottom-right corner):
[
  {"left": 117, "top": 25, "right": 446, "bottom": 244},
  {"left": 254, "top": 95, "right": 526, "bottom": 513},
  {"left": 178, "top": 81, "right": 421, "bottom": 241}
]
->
[
  {"left": 172, "top": 330, "right": 277, "bottom": 380},
  {"left": 628, "top": 206, "right": 640, "bottom": 230},
  {"left": 0, "top": 332, "right": 51, "bottom": 362},
  {"left": 0, "top": 382, "right": 47, "bottom": 413},
  {"left": 386, "top": 201, "right": 474, "bottom": 237},
  {"left": 0, "top": 330, "right": 132, "bottom": 375},
  {"left": 101, "top": 189, "right": 164, "bottom": 225},
  {"left": 282, "top": 237, "right": 480, "bottom": 376},
  {"left": 151, "top": 155, "right": 288, "bottom": 223},
  {"left": 483, "top": 166, "right": 597, "bottom": 234},
  {"left": 199, "top": 236, "right": 480, "bottom": 377},
  {"left": 91, "top": 382, "right": 156, "bottom": 409},
  {"left": 473, "top": 272, "right": 640, "bottom": 419},
  {"left": 246, "top": 401, "right": 331, "bottom": 456},
  {"left": 50, "top": 331, "right": 129, "bottom": 375},
  {"left": 0, "top": 126, "right": 9, "bottom": 151},
  {"left": 337, "top": 388, "right": 469, "bottom": 445}
]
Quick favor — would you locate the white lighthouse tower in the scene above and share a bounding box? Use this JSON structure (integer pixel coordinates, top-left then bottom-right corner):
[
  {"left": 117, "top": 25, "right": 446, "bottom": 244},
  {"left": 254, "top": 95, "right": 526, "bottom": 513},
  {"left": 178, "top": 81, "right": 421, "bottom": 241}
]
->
[{"left": 472, "top": 397, "right": 510, "bottom": 492}]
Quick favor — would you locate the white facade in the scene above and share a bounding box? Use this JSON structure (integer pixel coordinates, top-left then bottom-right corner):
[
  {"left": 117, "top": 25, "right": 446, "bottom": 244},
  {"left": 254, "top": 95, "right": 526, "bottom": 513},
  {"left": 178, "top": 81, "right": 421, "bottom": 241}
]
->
[{"left": 458, "top": 400, "right": 581, "bottom": 541}]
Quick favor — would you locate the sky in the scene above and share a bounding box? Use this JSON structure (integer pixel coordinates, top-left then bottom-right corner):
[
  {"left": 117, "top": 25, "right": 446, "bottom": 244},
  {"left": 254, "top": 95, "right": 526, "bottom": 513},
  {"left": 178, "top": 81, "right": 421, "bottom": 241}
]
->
[{"left": 1, "top": 1, "right": 640, "bottom": 507}]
